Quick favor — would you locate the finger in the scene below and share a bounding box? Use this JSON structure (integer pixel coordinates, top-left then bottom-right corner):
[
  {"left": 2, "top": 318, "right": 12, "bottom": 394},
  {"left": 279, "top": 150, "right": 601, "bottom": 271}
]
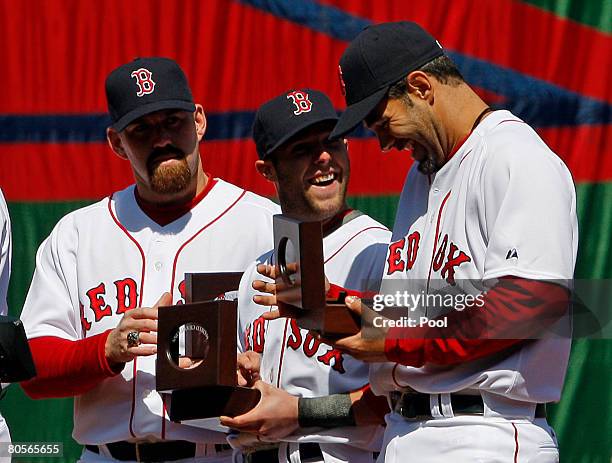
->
[
  {"left": 153, "top": 292, "right": 173, "bottom": 309},
  {"left": 129, "top": 345, "right": 157, "bottom": 356},
  {"left": 344, "top": 296, "right": 364, "bottom": 316},
  {"left": 219, "top": 412, "right": 259, "bottom": 431},
  {"left": 256, "top": 264, "right": 277, "bottom": 279},
  {"left": 136, "top": 332, "right": 157, "bottom": 345},
  {"left": 125, "top": 319, "right": 158, "bottom": 333},
  {"left": 252, "top": 279, "right": 277, "bottom": 294},
  {"left": 127, "top": 307, "right": 160, "bottom": 321},
  {"left": 328, "top": 333, "right": 361, "bottom": 352},
  {"left": 251, "top": 379, "right": 269, "bottom": 393},
  {"left": 261, "top": 310, "right": 281, "bottom": 321},
  {"left": 252, "top": 294, "right": 277, "bottom": 306}
]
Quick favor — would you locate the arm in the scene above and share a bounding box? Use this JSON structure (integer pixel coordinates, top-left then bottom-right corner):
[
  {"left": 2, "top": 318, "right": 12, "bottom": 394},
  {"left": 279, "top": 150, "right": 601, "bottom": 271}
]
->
[
  {"left": 220, "top": 382, "right": 387, "bottom": 440},
  {"left": 21, "top": 332, "right": 119, "bottom": 398},
  {"left": 329, "top": 278, "right": 569, "bottom": 366},
  {"left": 22, "top": 293, "right": 170, "bottom": 398},
  {"left": 384, "top": 277, "right": 569, "bottom": 367}
]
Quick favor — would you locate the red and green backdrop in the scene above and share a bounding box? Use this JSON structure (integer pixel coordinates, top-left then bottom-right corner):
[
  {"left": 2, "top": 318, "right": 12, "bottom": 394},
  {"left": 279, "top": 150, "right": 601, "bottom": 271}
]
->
[{"left": 0, "top": 0, "right": 610, "bottom": 461}]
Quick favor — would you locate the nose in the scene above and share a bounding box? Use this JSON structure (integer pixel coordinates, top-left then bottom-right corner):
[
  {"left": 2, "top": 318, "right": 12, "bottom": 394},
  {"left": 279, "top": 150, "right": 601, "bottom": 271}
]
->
[
  {"left": 152, "top": 124, "right": 173, "bottom": 148},
  {"left": 314, "top": 149, "right": 332, "bottom": 164}
]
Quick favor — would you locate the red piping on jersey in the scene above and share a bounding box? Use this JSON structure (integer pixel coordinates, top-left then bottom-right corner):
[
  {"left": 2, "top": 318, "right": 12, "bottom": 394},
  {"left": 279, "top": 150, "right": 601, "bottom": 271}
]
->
[
  {"left": 324, "top": 227, "right": 388, "bottom": 264},
  {"left": 276, "top": 318, "right": 291, "bottom": 388},
  {"left": 135, "top": 175, "right": 218, "bottom": 227},
  {"left": 169, "top": 190, "right": 247, "bottom": 294},
  {"left": 459, "top": 150, "right": 473, "bottom": 166},
  {"left": 512, "top": 423, "right": 519, "bottom": 463},
  {"left": 426, "top": 191, "right": 452, "bottom": 294},
  {"left": 129, "top": 360, "right": 138, "bottom": 438},
  {"left": 107, "top": 196, "right": 147, "bottom": 309},
  {"left": 107, "top": 196, "right": 146, "bottom": 439}
]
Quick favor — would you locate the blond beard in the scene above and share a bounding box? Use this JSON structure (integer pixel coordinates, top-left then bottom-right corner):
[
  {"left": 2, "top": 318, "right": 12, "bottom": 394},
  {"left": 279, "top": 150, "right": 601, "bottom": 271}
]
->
[{"left": 149, "top": 159, "right": 191, "bottom": 194}]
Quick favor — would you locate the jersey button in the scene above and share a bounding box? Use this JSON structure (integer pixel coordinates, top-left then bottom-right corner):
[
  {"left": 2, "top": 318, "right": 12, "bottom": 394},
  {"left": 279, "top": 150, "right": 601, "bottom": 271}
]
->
[{"left": 154, "top": 262, "right": 163, "bottom": 271}]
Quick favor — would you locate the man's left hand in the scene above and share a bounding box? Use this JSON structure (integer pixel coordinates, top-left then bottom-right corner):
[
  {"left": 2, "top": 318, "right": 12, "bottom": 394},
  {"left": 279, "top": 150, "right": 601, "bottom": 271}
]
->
[{"left": 219, "top": 380, "right": 299, "bottom": 440}]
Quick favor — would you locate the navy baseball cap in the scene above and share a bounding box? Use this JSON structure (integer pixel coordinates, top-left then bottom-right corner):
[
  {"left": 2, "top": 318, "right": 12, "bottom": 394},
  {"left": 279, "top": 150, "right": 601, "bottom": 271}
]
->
[
  {"left": 253, "top": 89, "right": 339, "bottom": 159},
  {"left": 330, "top": 22, "right": 444, "bottom": 139},
  {"left": 105, "top": 57, "right": 196, "bottom": 132}
]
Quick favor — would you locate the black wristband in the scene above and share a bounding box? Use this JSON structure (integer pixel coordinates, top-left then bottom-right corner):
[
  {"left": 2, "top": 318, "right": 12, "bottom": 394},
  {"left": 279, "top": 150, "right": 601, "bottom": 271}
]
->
[{"left": 298, "top": 394, "right": 356, "bottom": 428}]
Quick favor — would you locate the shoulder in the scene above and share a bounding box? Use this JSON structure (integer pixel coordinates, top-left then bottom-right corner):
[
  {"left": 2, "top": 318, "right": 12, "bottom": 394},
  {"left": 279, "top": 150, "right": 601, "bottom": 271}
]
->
[
  {"left": 214, "top": 178, "right": 280, "bottom": 214},
  {"left": 326, "top": 214, "right": 390, "bottom": 263},
  {"left": 45, "top": 186, "right": 134, "bottom": 248},
  {"left": 476, "top": 111, "right": 573, "bottom": 184},
  {"left": 339, "top": 214, "right": 391, "bottom": 244}
]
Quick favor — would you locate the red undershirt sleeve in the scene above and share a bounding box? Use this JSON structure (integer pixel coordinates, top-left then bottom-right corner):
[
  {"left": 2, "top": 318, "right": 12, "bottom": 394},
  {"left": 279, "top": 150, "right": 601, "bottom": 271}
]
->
[
  {"left": 384, "top": 278, "right": 569, "bottom": 367},
  {"left": 327, "top": 283, "right": 374, "bottom": 301},
  {"left": 20, "top": 330, "right": 124, "bottom": 399}
]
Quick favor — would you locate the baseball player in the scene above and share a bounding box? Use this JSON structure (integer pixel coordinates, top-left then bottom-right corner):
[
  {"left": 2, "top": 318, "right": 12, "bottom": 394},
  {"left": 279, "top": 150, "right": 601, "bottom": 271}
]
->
[
  {"left": 314, "top": 22, "right": 576, "bottom": 462},
  {"left": 0, "top": 187, "right": 12, "bottom": 449},
  {"left": 221, "top": 90, "right": 391, "bottom": 462},
  {"left": 19, "top": 57, "right": 280, "bottom": 463}
]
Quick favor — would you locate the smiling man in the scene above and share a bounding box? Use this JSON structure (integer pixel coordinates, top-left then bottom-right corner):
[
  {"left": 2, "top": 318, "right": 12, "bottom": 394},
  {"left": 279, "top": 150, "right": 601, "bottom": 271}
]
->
[
  {"left": 19, "top": 57, "right": 279, "bottom": 462},
  {"left": 223, "top": 89, "right": 390, "bottom": 463},
  {"left": 326, "top": 22, "right": 578, "bottom": 462}
]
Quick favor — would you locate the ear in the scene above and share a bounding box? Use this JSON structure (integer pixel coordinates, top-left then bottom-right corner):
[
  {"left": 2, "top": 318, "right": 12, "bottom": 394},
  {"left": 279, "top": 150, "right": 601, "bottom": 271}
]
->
[
  {"left": 255, "top": 159, "right": 277, "bottom": 182},
  {"left": 406, "top": 71, "right": 433, "bottom": 102},
  {"left": 107, "top": 128, "right": 128, "bottom": 160},
  {"left": 194, "top": 104, "right": 207, "bottom": 141}
]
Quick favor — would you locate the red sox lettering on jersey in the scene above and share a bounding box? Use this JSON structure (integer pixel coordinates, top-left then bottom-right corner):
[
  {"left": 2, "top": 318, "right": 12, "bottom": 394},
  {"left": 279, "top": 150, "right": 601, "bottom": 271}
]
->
[
  {"left": 286, "top": 91, "right": 313, "bottom": 115},
  {"left": 130, "top": 68, "right": 156, "bottom": 97},
  {"left": 386, "top": 229, "right": 471, "bottom": 286},
  {"left": 21, "top": 178, "right": 280, "bottom": 445},
  {"left": 79, "top": 276, "right": 192, "bottom": 335},
  {"left": 244, "top": 316, "right": 346, "bottom": 373},
  {"left": 237, "top": 213, "right": 390, "bottom": 455}
]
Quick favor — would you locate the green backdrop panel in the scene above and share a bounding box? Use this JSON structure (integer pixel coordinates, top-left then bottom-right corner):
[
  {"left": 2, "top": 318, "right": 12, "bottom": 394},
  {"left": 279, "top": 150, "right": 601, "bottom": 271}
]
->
[
  {"left": 1, "top": 182, "right": 611, "bottom": 462},
  {"left": 521, "top": 0, "right": 612, "bottom": 33}
]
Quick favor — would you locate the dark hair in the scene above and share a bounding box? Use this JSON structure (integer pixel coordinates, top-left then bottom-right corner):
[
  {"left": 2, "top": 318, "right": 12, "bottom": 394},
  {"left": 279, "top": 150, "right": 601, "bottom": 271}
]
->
[{"left": 388, "top": 55, "right": 464, "bottom": 101}]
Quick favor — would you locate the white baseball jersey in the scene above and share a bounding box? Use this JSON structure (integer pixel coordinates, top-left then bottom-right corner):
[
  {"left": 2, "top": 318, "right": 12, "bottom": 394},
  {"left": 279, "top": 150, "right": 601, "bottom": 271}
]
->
[
  {"left": 370, "top": 110, "right": 578, "bottom": 411},
  {"left": 237, "top": 213, "right": 391, "bottom": 458},
  {"left": 20, "top": 178, "right": 280, "bottom": 445},
  {"left": 0, "top": 188, "right": 12, "bottom": 445}
]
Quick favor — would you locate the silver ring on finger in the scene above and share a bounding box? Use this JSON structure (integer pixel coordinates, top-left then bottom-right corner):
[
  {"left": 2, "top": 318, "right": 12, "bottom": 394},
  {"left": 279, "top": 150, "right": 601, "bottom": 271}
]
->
[{"left": 127, "top": 331, "right": 140, "bottom": 348}]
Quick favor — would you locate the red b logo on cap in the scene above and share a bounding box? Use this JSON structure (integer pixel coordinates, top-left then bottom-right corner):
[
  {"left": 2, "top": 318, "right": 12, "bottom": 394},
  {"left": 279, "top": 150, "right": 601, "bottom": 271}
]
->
[
  {"left": 131, "top": 68, "right": 156, "bottom": 97},
  {"left": 287, "top": 91, "right": 312, "bottom": 115}
]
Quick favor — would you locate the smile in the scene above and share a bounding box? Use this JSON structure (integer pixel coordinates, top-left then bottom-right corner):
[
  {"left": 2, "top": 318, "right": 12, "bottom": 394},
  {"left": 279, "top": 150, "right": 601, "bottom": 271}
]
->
[{"left": 309, "top": 172, "right": 337, "bottom": 186}]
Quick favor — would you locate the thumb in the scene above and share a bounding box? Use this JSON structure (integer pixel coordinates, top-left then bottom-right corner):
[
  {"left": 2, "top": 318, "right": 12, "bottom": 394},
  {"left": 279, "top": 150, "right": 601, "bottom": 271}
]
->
[
  {"left": 154, "top": 292, "right": 173, "bottom": 309},
  {"left": 344, "top": 295, "right": 362, "bottom": 313}
]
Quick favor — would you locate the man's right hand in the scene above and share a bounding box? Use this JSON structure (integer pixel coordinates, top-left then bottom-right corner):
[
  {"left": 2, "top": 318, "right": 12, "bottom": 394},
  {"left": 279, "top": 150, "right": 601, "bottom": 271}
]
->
[
  {"left": 105, "top": 292, "right": 172, "bottom": 367},
  {"left": 256, "top": 264, "right": 331, "bottom": 321}
]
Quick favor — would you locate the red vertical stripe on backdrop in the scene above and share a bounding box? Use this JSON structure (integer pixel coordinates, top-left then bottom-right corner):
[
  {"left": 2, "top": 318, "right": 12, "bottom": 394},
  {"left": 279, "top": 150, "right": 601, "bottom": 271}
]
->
[{"left": 318, "top": 0, "right": 612, "bottom": 102}]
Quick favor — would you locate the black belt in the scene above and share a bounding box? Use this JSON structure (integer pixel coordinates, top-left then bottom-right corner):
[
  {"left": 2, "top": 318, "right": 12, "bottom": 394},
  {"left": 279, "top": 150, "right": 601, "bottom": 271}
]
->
[
  {"left": 85, "top": 441, "right": 231, "bottom": 462},
  {"left": 244, "top": 442, "right": 323, "bottom": 463},
  {"left": 390, "top": 392, "right": 546, "bottom": 420}
]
